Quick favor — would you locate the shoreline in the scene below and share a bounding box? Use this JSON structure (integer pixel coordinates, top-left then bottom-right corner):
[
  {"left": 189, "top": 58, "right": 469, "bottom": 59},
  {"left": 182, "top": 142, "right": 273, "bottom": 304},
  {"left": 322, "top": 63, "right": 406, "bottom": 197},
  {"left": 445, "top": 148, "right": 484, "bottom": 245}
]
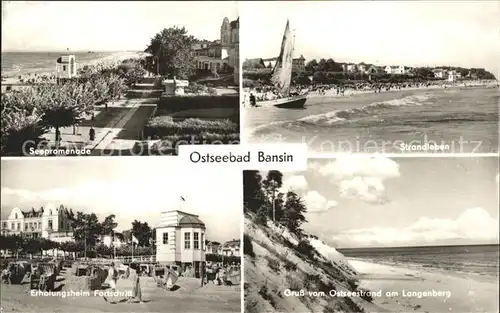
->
[
  {"left": 348, "top": 258, "right": 499, "bottom": 313},
  {"left": 1, "top": 51, "right": 147, "bottom": 84}
]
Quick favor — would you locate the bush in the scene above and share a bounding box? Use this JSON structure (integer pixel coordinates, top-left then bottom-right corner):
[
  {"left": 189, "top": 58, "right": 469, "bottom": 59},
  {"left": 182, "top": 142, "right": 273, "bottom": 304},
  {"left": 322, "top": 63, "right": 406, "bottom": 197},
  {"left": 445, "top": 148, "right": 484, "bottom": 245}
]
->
[
  {"left": 265, "top": 256, "right": 281, "bottom": 273},
  {"left": 243, "top": 234, "right": 255, "bottom": 257},
  {"left": 144, "top": 117, "right": 238, "bottom": 138},
  {"left": 296, "top": 240, "right": 316, "bottom": 260},
  {"left": 156, "top": 94, "right": 238, "bottom": 113},
  {"left": 205, "top": 253, "right": 240, "bottom": 264},
  {"left": 284, "top": 260, "right": 297, "bottom": 271}
]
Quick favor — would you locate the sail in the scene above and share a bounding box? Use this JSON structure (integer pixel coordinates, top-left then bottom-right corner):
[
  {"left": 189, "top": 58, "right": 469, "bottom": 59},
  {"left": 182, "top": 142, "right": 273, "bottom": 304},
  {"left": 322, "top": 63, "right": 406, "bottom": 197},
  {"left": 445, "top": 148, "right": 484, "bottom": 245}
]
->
[{"left": 271, "top": 20, "right": 294, "bottom": 95}]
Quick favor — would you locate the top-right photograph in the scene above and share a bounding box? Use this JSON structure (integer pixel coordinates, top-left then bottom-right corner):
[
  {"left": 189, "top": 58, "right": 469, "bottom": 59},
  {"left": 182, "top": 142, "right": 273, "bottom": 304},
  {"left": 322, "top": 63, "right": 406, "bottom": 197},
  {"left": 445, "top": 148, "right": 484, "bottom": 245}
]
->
[{"left": 241, "top": 1, "right": 499, "bottom": 154}]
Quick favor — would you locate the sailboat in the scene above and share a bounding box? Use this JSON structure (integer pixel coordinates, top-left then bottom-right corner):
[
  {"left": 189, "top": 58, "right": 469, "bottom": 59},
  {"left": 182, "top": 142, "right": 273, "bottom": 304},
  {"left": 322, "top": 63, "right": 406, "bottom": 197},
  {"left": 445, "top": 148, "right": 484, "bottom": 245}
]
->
[{"left": 256, "top": 20, "right": 308, "bottom": 109}]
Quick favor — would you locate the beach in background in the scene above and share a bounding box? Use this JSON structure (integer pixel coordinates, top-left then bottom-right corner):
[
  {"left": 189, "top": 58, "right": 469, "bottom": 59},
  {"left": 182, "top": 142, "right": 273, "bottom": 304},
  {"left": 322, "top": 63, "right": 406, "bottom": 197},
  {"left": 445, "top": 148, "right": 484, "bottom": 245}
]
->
[
  {"left": 342, "top": 244, "right": 499, "bottom": 313},
  {"left": 244, "top": 85, "right": 499, "bottom": 154},
  {"left": 1, "top": 51, "right": 145, "bottom": 80}
]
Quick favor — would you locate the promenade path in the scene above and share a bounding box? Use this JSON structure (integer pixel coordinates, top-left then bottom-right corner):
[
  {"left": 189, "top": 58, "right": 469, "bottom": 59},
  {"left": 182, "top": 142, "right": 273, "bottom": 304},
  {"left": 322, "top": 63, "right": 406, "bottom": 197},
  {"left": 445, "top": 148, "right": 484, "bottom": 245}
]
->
[{"left": 40, "top": 81, "right": 161, "bottom": 156}]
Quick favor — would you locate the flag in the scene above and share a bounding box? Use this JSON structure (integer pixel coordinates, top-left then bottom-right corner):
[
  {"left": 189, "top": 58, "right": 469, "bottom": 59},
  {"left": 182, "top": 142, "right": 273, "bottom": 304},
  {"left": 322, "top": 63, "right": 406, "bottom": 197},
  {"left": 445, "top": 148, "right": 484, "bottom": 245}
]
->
[{"left": 132, "top": 235, "right": 139, "bottom": 244}]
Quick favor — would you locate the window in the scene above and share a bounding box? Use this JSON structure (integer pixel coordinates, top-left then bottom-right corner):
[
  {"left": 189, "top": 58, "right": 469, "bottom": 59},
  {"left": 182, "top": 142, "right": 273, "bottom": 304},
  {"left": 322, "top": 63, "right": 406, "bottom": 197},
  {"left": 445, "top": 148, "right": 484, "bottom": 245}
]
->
[
  {"left": 201, "top": 233, "right": 204, "bottom": 251},
  {"left": 63, "top": 65, "right": 66, "bottom": 71},
  {"left": 11, "top": 223, "right": 14, "bottom": 229},
  {"left": 25, "top": 224, "right": 28, "bottom": 231},
  {"left": 60, "top": 220, "right": 63, "bottom": 229},
  {"left": 15, "top": 213, "right": 18, "bottom": 219},
  {"left": 38, "top": 222, "right": 41, "bottom": 229},
  {"left": 48, "top": 220, "right": 53, "bottom": 230},
  {"left": 184, "top": 232, "right": 191, "bottom": 249},
  {"left": 163, "top": 232, "right": 168, "bottom": 245},
  {"left": 17, "top": 223, "right": 20, "bottom": 230},
  {"left": 1, "top": 222, "right": 6, "bottom": 229},
  {"left": 194, "top": 232, "right": 199, "bottom": 250}
]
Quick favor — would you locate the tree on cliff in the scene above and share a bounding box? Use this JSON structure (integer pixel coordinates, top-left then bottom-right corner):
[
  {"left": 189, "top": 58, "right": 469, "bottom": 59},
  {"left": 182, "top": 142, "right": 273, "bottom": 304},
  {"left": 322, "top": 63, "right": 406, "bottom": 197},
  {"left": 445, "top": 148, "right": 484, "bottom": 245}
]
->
[
  {"left": 263, "top": 170, "right": 284, "bottom": 222},
  {"left": 144, "top": 26, "right": 197, "bottom": 79},
  {"left": 243, "top": 170, "right": 267, "bottom": 213},
  {"left": 282, "top": 191, "right": 308, "bottom": 236}
]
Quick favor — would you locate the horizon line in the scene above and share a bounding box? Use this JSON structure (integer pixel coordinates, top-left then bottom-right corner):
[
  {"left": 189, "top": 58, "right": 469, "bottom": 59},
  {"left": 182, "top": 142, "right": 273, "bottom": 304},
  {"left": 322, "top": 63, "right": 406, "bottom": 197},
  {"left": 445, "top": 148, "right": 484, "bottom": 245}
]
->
[{"left": 336, "top": 242, "right": 500, "bottom": 250}]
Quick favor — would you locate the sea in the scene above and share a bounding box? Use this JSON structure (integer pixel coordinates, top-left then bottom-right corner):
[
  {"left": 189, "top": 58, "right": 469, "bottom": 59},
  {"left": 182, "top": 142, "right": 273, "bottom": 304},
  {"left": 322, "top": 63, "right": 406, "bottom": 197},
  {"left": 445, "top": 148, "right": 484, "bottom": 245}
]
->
[
  {"left": 245, "top": 87, "right": 500, "bottom": 154},
  {"left": 338, "top": 244, "right": 500, "bottom": 279},
  {"left": 1, "top": 51, "right": 131, "bottom": 77}
]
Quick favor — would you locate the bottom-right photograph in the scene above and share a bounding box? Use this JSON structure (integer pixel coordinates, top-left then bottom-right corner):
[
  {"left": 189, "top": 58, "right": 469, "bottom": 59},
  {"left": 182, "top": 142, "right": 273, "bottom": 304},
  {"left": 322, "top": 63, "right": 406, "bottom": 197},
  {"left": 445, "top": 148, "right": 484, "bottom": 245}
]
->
[{"left": 243, "top": 156, "right": 499, "bottom": 313}]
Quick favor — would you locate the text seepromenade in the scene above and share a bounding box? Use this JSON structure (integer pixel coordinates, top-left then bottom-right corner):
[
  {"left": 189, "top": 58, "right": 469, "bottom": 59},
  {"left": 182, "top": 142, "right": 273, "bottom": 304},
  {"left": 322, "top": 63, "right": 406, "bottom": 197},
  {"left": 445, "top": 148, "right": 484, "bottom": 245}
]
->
[{"left": 179, "top": 144, "right": 308, "bottom": 171}]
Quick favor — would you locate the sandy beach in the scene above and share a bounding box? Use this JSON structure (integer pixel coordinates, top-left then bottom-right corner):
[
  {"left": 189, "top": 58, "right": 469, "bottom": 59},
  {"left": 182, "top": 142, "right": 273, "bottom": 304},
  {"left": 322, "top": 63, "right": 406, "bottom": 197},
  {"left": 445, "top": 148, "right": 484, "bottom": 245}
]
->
[
  {"left": 1, "top": 51, "right": 148, "bottom": 85},
  {"left": 349, "top": 258, "right": 499, "bottom": 313}
]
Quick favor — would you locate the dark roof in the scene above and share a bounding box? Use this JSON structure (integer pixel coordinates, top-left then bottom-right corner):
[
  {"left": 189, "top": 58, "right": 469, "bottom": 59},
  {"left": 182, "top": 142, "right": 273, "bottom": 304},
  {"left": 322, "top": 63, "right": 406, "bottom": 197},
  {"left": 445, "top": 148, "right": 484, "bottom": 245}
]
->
[
  {"left": 179, "top": 215, "right": 205, "bottom": 227},
  {"left": 21, "top": 208, "right": 43, "bottom": 218},
  {"left": 222, "top": 239, "right": 240, "bottom": 248},
  {"left": 230, "top": 17, "right": 239, "bottom": 29},
  {"left": 56, "top": 57, "right": 69, "bottom": 64}
]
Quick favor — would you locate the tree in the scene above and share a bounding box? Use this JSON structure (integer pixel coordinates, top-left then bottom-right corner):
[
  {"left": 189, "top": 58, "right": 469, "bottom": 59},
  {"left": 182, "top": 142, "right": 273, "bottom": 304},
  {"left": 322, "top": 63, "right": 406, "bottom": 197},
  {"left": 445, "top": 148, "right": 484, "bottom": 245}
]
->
[
  {"left": 101, "top": 214, "right": 118, "bottom": 236},
  {"left": 1, "top": 88, "right": 48, "bottom": 155},
  {"left": 262, "top": 170, "right": 284, "bottom": 222},
  {"left": 243, "top": 170, "right": 267, "bottom": 213},
  {"left": 106, "top": 74, "right": 127, "bottom": 109},
  {"left": 117, "top": 59, "right": 147, "bottom": 87},
  {"left": 131, "top": 220, "right": 153, "bottom": 247},
  {"left": 71, "top": 211, "right": 102, "bottom": 257},
  {"left": 305, "top": 59, "right": 318, "bottom": 72},
  {"left": 38, "top": 82, "right": 96, "bottom": 143},
  {"left": 144, "top": 26, "right": 197, "bottom": 79},
  {"left": 282, "top": 191, "right": 308, "bottom": 236}
]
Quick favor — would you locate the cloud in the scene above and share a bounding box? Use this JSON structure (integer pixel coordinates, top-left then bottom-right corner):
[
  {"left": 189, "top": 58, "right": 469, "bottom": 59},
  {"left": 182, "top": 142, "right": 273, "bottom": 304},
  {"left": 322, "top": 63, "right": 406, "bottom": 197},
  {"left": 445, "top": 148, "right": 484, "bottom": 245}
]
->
[
  {"left": 281, "top": 175, "right": 309, "bottom": 192},
  {"left": 311, "top": 157, "right": 400, "bottom": 204},
  {"left": 332, "top": 207, "right": 499, "bottom": 246},
  {"left": 303, "top": 191, "right": 338, "bottom": 213}
]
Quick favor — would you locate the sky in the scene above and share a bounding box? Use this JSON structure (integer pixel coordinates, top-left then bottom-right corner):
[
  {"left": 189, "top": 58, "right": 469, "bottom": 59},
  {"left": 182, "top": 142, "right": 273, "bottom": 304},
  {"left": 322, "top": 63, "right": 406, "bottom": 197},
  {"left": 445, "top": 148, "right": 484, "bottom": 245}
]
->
[
  {"left": 1, "top": 1, "right": 238, "bottom": 52},
  {"left": 241, "top": 1, "right": 500, "bottom": 76},
  {"left": 0, "top": 158, "right": 241, "bottom": 243},
  {"left": 278, "top": 157, "right": 499, "bottom": 248}
]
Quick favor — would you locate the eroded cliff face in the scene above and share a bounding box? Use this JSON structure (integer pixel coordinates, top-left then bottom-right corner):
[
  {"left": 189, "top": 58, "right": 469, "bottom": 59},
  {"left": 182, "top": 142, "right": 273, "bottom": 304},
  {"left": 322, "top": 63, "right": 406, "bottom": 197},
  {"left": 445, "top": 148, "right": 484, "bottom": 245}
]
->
[{"left": 244, "top": 213, "right": 370, "bottom": 313}]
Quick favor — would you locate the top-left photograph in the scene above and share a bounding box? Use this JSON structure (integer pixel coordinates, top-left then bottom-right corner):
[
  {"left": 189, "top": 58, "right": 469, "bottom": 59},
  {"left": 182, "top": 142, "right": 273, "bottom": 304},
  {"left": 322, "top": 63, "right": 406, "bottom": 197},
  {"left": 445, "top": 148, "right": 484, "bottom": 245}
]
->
[{"left": 1, "top": 1, "right": 240, "bottom": 157}]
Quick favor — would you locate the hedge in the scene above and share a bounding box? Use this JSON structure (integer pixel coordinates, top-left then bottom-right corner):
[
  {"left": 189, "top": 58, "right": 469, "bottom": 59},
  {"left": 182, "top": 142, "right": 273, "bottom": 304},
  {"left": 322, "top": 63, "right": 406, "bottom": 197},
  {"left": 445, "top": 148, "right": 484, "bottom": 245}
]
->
[
  {"left": 144, "top": 117, "right": 238, "bottom": 138},
  {"left": 156, "top": 94, "right": 238, "bottom": 113}
]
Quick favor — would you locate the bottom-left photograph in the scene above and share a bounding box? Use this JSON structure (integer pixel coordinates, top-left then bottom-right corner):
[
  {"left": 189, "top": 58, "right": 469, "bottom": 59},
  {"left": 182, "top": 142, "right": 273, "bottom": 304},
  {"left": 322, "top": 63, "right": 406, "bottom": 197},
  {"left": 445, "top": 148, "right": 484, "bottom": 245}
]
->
[{"left": 0, "top": 158, "right": 241, "bottom": 313}]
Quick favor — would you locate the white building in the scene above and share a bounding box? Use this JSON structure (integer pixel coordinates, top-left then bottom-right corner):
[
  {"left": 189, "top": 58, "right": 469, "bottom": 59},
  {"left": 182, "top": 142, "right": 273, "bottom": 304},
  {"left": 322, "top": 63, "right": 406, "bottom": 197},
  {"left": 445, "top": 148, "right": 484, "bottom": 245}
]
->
[
  {"left": 448, "top": 70, "right": 461, "bottom": 82},
  {"left": 1, "top": 205, "right": 74, "bottom": 242},
  {"left": 220, "top": 239, "right": 240, "bottom": 257},
  {"left": 206, "top": 241, "right": 221, "bottom": 254},
  {"left": 433, "top": 69, "right": 447, "bottom": 79},
  {"left": 156, "top": 210, "right": 206, "bottom": 267},
  {"left": 191, "top": 17, "right": 239, "bottom": 84},
  {"left": 56, "top": 54, "right": 77, "bottom": 81},
  {"left": 385, "top": 65, "right": 409, "bottom": 75}
]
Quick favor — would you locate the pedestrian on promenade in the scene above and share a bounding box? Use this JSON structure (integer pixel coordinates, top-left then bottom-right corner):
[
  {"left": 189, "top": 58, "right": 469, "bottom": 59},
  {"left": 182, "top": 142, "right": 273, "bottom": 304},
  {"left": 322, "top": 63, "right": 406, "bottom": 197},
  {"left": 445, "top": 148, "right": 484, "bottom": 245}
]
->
[{"left": 89, "top": 127, "right": 95, "bottom": 141}]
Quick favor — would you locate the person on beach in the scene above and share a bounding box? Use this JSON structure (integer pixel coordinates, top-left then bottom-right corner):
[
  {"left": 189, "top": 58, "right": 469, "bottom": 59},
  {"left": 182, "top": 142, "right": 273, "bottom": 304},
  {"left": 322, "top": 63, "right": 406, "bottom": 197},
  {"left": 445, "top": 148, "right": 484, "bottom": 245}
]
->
[
  {"left": 56, "top": 129, "right": 61, "bottom": 144},
  {"left": 249, "top": 93, "right": 256, "bottom": 107},
  {"left": 200, "top": 262, "right": 206, "bottom": 287},
  {"left": 128, "top": 267, "right": 144, "bottom": 303},
  {"left": 89, "top": 127, "right": 95, "bottom": 142},
  {"left": 103, "top": 262, "right": 119, "bottom": 304}
]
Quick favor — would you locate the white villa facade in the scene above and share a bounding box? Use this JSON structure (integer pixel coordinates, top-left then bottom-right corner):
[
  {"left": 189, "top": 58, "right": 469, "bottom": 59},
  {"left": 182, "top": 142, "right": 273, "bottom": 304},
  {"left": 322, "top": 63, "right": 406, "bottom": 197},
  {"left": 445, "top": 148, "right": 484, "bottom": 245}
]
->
[
  {"left": 156, "top": 210, "right": 206, "bottom": 266},
  {"left": 191, "top": 17, "right": 239, "bottom": 84},
  {"left": 0, "top": 205, "right": 74, "bottom": 243}
]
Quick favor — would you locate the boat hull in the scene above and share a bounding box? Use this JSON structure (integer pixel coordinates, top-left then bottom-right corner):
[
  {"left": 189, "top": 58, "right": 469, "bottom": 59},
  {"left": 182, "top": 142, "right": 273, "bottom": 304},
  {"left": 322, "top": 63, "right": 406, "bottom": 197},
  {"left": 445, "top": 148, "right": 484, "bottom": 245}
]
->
[{"left": 257, "top": 96, "right": 307, "bottom": 109}]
